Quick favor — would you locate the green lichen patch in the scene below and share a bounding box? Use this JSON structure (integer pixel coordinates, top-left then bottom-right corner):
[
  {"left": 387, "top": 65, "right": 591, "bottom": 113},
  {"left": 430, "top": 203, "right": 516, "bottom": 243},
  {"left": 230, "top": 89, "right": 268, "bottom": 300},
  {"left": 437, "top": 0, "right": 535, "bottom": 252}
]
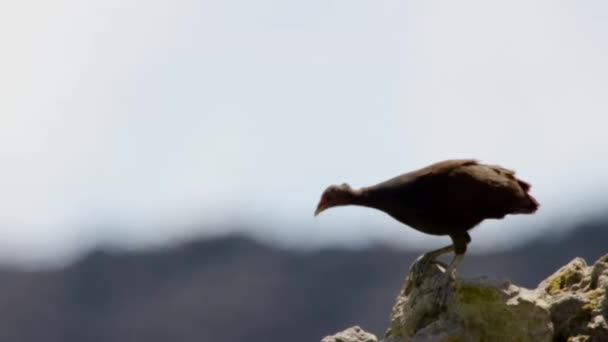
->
[
  {"left": 545, "top": 268, "right": 584, "bottom": 295},
  {"left": 457, "top": 284, "right": 502, "bottom": 303},
  {"left": 454, "top": 284, "right": 526, "bottom": 341},
  {"left": 583, "top": 289, "right": 604, "bottom": 311},
  {"left": 582, "top": 303, "right": 595, "bottom": 312}
]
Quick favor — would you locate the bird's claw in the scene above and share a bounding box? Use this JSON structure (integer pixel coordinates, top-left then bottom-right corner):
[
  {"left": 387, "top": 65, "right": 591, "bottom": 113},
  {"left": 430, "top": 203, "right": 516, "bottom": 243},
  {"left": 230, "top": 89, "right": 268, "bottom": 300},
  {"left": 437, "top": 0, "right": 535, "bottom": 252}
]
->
[
  {"left": 408, "top": 252, "right": 458, "bottom": 307},
  {"left": 409, "top": 253, "right": 449, "bottom": 288},
  {"left": 411, "top": 253, "right": 447, "bottom": 272},
  {"left": 409, "top": 255, "right": 435, "bottom": 284}
]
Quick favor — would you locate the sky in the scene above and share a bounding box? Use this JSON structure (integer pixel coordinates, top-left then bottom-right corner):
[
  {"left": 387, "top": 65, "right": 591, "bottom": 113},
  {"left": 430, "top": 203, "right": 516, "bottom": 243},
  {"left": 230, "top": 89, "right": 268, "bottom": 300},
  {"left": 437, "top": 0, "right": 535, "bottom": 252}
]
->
[{"left": 1, "top": 0, "right": 607, "bottom": 267}]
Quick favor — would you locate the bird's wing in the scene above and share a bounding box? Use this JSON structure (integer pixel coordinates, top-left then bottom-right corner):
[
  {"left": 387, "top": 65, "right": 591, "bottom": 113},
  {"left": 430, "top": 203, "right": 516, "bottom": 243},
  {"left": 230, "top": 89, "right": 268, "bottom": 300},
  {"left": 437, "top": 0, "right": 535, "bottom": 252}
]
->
[
  {"left": 370, "top": 159, "right": 479, "bottom": 190},
  {"left": 414, "top": 162, "right": 537, "bottom": 219}
]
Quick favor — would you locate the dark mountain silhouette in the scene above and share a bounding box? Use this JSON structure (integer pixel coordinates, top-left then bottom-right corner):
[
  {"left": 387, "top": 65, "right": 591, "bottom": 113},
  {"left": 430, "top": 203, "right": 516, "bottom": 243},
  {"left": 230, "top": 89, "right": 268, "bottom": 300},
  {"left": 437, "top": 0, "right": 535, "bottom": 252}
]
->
[{"left": 0, "top": 219, "right": 605, "bottom": 342}]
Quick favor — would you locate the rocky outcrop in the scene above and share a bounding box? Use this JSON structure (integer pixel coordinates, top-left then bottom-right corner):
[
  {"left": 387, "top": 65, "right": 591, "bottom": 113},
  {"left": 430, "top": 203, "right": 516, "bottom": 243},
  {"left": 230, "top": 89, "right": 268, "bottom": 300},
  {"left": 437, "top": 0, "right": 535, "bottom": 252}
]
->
[
  {"left": 538, "top": 256, "right": 608, "bottom": 341},
  {"left": 322, "top": 254, "right": 608, "bottom": 342},
  {"left": 321, "top": 326, "right": 378, "bottom": 342},
  {"left": 385, "top": 263, "right": 553, "bottom": 341}
]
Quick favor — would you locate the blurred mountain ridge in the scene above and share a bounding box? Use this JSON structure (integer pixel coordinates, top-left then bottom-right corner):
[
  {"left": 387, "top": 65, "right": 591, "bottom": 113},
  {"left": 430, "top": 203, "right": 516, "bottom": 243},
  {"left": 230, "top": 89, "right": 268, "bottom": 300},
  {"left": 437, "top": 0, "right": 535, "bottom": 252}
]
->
[{"left": 0, "top": 217, "right": 605, "bottom": 342}]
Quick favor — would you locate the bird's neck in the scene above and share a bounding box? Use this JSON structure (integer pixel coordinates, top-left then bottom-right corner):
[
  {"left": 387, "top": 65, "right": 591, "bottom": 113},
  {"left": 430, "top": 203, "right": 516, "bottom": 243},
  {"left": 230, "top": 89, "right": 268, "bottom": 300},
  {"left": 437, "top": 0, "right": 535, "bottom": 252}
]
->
[{"left": 349, "top": 187, "right": 387, "bottom": 211}]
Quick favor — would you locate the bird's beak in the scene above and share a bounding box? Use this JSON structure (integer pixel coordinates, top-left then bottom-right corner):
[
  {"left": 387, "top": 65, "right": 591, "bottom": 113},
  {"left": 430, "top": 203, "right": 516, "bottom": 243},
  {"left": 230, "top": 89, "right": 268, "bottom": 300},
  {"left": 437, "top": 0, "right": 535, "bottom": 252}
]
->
[{"left": 314, "top": 202, "right": 328, "bottom": 217}]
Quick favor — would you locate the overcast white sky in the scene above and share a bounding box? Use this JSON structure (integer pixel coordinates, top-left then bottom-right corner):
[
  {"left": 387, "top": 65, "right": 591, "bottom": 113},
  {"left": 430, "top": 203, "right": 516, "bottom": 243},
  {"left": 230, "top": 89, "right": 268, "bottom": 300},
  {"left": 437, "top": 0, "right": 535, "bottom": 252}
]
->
[{"left": 1, "top": 0, "right": 607, "bottom": 267}]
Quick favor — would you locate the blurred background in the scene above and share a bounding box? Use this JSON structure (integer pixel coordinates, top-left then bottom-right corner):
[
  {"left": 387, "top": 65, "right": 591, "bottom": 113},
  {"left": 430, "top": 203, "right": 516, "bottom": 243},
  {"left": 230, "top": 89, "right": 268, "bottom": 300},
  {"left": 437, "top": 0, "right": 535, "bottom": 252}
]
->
[{"left": 1, "top": 0, "right": 607, "bottom": 341}]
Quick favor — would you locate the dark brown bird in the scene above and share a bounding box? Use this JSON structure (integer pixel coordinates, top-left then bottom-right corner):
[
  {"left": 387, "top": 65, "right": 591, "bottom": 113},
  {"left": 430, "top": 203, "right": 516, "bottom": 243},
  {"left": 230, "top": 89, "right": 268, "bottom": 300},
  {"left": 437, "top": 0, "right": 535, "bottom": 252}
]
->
[{"left": 314, "top": 159, "right": 539, "bottom": 279}]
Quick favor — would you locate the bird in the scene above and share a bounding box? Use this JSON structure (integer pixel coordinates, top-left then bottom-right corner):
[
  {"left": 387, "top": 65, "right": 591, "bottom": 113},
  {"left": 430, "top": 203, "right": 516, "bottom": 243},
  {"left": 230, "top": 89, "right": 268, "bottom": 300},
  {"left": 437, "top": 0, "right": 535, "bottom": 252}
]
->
[{"left": 314, "top": 159, "right": 539, "bottom": 282}]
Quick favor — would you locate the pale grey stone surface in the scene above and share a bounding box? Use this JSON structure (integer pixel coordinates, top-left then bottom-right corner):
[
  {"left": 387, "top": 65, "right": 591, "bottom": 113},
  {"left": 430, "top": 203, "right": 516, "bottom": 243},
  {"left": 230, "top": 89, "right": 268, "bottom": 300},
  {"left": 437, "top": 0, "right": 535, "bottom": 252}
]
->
[
  {"left": 321, "top": 326, "right": 378, "bottom": 342},
  {"left": 322, "top": 253, "right": 608, "bottom": 342}
]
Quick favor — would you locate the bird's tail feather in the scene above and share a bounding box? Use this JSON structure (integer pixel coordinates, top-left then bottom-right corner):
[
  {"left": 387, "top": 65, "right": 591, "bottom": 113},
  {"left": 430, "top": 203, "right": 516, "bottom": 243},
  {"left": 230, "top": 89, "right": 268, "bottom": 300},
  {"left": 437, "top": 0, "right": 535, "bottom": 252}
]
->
[
  {"left": 516, "top": 179, "right": 539, "bottom": 213},
  {"left": 523, "top": 193, "right": 540, "bottom": 213},
  {"left": 517, "top": 179, "right": 531, "bottom": 191}
]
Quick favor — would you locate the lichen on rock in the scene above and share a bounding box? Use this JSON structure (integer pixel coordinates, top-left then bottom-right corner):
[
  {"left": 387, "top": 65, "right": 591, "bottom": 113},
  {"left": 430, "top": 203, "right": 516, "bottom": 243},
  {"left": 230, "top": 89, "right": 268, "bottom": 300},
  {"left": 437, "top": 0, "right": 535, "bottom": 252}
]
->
[
  {"left": 384, "top": 263, "right": 553, "bottom": 342},
  {"left": 538, "top": 255, "right": 608, "bottom": 341},
  {"left": 542, "top": 258, "right": 588, "bottom": 296},
  {"left": 322, "top": 253, "right": 608, "bottom": 342}
]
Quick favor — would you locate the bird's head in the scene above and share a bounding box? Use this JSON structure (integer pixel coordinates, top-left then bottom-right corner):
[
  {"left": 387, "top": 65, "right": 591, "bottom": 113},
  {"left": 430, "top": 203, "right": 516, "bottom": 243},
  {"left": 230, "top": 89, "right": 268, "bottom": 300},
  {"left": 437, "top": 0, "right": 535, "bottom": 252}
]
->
[{"left": 314, "top": 183, "right": 355, "bottom": 217}]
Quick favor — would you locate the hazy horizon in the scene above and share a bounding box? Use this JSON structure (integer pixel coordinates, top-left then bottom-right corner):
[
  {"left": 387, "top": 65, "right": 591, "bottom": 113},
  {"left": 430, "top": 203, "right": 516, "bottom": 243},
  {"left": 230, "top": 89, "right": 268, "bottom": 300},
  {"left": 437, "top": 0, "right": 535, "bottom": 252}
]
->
[{"left": 1, "top": 0, "right": 607, "bottom": 267}]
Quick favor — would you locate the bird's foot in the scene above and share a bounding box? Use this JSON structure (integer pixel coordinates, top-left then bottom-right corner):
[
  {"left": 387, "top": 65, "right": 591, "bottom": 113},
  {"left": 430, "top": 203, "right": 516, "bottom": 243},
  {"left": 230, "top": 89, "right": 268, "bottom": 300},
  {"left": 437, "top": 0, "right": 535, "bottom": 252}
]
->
[
  {"left": 410, "top": 253, "right": 449, "bottom": 273},
  {"left": 409, "top": 253, "right": 448, "bottom": 287}
]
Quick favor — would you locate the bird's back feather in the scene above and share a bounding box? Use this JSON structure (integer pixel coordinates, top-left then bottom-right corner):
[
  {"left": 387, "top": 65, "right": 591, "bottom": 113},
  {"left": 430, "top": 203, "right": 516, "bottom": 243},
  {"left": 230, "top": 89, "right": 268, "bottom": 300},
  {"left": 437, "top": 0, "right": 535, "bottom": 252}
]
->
[{"left": 361, "top": 159, "right": 538, "bottom": 235}]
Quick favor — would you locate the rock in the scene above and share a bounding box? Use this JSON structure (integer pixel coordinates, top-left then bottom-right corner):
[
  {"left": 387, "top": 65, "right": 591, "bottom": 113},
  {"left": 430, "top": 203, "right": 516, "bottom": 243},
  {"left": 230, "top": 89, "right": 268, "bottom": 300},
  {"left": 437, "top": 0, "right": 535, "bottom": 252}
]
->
[
  {"left": 538, "top": 256, "right": 608, "bottom": 341},
  {"left": 321, "top": 326, "right": 377, "bottom": 342},
  {"left": 385, "top": 262, "right": 552, "bottom": 342},
  {"left": 539, "top": 258, "right": 588, "bottom": 296},
  {"left": 322, "top": 253, "right": 608, "bottom": 342}
]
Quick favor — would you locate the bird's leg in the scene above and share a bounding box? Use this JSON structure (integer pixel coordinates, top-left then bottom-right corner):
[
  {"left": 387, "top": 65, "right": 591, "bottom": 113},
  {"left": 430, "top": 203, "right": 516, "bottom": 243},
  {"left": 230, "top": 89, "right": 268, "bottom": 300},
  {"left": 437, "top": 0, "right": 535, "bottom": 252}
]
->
[
  {"left": 442, "top": 233, "right": 469, "bottom": 280},
  {"left": 413, "top": 244, "right": 454, "bottom": 268},
  {"left": 435, "top": 233, "right": 470, "bottom": 308},
  {"left": 435, "top": 253, "right": 464, "bottom": 308},
  {"left": 444, "top": 253, "right": 464, "bottom": 281},
  {"left": 407, "top": 244, "right": 455, "bottom": 300}
]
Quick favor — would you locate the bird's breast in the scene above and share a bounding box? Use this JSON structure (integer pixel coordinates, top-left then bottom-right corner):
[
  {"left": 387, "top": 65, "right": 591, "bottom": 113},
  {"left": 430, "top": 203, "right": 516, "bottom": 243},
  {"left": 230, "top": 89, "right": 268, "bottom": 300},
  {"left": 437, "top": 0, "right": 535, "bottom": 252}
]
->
[{"left": 387, "top": 211, "right": 453, "bottom": 236}]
